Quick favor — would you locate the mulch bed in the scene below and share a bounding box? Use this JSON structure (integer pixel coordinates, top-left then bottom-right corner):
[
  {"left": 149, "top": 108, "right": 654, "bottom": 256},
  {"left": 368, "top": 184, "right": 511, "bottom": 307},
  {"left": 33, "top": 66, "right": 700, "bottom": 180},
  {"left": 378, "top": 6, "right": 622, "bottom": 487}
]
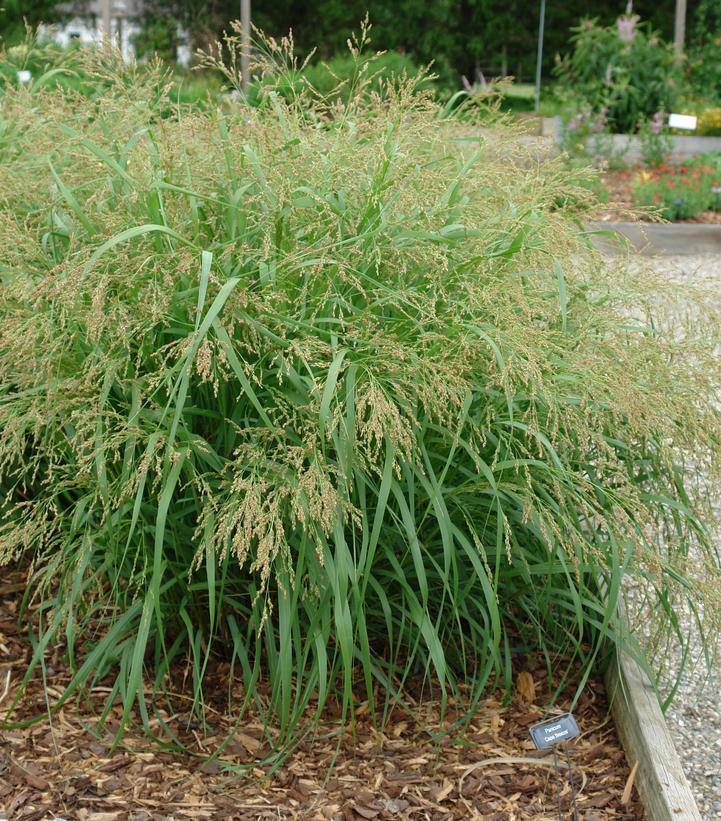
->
[
  {"left": 0, "top": 569, "right": 644, "bottom": 820},
  {"left": 597, "top": 168, "right": 721, "bottom": 224}
]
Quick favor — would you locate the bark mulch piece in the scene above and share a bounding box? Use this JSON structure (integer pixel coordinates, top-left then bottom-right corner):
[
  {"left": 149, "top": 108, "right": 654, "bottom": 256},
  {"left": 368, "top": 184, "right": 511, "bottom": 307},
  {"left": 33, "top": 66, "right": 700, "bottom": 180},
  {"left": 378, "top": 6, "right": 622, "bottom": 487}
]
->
[{"left": 0, "top": 571, "right": 644, "bottom": 820}]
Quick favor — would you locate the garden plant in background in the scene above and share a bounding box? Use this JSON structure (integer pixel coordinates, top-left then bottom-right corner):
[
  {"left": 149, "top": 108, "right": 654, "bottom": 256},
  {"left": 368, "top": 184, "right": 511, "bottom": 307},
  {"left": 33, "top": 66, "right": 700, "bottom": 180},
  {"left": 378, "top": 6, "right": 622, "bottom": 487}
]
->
[
  {"left": 632, "top": 158, "right": 721, "bottom": 220},
  {"left": 638, "top": 111, "right": 673, "bottom": 168},
  {"left": 559, "top": 106, "right": 610, "bottom": 158},
  {"left": 555, "top": 5, "right": 683, "bottom": 135},
  {"left": 0, "top": 32, "right": 721, "bottom": 759}
]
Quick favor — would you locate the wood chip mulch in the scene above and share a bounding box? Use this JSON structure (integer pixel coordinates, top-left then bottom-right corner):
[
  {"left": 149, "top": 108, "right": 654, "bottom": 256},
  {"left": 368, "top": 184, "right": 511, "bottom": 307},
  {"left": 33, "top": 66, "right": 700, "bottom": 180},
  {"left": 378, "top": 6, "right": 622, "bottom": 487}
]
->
[{"left": 0, "top": 570, "right": 644, "bottom": 820}]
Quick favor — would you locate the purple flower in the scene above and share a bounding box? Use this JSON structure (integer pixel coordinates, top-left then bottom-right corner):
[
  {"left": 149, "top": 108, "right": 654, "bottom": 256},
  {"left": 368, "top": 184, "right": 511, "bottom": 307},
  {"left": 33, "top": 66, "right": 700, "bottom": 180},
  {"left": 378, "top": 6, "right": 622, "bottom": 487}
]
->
[
  {"left": 567, "top": 112, "right": 585, "bottom": 131},
  {"left": 461, "top": 72, "right": 487, "bottom": 95},
  {"left": 590, "top": 108, "right": 609, "bottom": 132},
  {"left": 651, "top": 111, "right": 664, "bottom": 135},
  {"left": 617, "top": 13, "right": 639, "bottom": 42}
]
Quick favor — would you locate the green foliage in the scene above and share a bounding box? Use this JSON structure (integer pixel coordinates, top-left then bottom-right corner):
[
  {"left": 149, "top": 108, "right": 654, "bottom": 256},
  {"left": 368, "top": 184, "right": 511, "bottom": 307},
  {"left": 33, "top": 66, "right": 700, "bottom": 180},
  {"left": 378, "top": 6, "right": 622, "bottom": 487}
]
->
[
  {"left": 555, "top": 13, "right": 684, "bottom": 134},
  {"left": 1, "top": 41, "right": 720, "bottom": 754}
]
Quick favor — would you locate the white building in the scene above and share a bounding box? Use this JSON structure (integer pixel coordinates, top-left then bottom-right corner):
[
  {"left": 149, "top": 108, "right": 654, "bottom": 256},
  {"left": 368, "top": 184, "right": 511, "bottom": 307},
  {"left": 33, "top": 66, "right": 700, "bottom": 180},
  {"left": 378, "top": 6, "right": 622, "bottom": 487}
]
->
[{"left": 41, "top": 0, "right": 191, "bottom": 66}]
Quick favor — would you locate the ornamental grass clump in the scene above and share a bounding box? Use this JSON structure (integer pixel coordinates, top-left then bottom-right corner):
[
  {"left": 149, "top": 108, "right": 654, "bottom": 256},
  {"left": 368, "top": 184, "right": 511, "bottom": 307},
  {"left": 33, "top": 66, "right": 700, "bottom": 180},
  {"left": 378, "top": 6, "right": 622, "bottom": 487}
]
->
[{"left": 1, "top": 40, "right": 720, "bottom": 751}]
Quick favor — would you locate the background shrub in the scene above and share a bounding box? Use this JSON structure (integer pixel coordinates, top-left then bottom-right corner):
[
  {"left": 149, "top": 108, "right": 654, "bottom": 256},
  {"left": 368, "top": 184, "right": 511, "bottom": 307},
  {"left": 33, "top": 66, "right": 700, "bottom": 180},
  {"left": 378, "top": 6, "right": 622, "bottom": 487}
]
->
[
  {"left": 555, "top": 12, "right": 684, "bottom": 134},
  {"left": 1, "top": 42, "right": 720, "bottom": 751}
]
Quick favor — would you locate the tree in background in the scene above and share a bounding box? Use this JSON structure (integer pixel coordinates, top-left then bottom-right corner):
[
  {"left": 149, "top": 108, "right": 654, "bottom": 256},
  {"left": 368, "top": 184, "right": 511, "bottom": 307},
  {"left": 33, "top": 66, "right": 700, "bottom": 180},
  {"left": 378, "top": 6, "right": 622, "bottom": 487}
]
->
[
  {"left": 0, "top": 0, "right": 690, "bottom": 85},
  {"left": 688, "top": 0, "right": 721, "bottom": 101},
  {"left": 195, "top": 0, "right": 684, "bottom": 82},
  {"left": 132, "top": 13, "right": 181, "bottom": 63}
]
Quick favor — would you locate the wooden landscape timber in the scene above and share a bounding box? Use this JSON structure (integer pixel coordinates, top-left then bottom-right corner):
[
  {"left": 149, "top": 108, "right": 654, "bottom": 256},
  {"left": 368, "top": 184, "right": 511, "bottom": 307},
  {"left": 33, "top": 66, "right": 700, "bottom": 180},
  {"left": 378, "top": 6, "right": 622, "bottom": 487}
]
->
[{"left": 605, "top": 646, "right": 702, "bottom": 820}]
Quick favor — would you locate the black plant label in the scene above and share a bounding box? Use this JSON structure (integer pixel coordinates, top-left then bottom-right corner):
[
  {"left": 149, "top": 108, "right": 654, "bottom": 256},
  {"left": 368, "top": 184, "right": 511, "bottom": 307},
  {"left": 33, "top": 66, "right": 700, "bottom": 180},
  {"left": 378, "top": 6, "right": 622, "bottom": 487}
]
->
[{"left": 529, "top": 713, "right": 580, "bottom": 749}]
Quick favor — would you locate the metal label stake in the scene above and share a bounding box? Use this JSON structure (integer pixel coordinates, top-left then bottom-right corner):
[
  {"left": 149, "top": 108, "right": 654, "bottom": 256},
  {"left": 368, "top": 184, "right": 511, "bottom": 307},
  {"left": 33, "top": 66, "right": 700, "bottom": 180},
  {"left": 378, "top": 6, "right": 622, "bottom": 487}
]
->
[{"left": 529, "top": 713, "right": 581, "bottom": 820}]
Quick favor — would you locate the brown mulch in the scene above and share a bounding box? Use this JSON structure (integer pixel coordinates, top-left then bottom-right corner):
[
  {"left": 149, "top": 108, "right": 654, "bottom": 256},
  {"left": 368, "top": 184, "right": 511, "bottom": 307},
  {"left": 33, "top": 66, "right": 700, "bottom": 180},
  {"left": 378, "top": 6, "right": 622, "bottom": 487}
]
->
[
  {"left": 596, "top": 168, "right": 721, "bottom": 223},
  {"left": 0, "top": 570, "right": 644, "bottom": 820}
]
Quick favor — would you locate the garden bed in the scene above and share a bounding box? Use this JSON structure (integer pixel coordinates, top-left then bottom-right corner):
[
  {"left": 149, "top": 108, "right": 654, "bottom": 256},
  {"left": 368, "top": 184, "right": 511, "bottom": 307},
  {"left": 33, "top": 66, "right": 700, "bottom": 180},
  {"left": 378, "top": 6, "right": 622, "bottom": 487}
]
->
[
  {"left": 0, "top": 567, "right": 644, "bottom": 821},
  {"left": 596, "top": 168, "right": 721, "bottom": 224}
]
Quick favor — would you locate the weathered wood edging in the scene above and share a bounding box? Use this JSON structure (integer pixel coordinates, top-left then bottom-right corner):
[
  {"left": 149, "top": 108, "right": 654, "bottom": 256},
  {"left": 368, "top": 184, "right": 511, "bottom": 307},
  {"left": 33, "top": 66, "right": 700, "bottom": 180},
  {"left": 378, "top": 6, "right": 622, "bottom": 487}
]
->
[
  {"left": 605, "top": 649, "right": 701, "bottom": 820},
  {"left": 588, "top": 221, "right": 721, "bottom": 256}
]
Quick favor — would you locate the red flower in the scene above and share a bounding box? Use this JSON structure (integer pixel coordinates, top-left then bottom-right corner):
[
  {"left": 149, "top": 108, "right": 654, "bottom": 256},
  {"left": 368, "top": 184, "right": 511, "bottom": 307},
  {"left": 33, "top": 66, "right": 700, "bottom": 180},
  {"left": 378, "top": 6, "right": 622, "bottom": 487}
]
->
[{"left": 667, "top": 179, "right": 676, "bottom": 188}]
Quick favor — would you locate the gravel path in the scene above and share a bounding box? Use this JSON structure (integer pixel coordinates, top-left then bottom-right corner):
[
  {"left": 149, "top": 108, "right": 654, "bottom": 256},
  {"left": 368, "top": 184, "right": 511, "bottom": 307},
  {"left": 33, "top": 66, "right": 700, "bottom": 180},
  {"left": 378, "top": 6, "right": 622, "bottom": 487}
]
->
[{"left": 632, "top": 254, "right": 721, "bottom": 819}]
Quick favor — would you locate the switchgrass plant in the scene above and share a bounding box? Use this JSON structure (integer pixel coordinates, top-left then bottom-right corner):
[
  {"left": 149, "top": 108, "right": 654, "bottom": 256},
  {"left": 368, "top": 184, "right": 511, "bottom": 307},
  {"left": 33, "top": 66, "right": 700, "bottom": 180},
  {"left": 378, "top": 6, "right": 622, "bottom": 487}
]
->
[{"left": 1, "top": 39, "right": 720, "bottom": 757}]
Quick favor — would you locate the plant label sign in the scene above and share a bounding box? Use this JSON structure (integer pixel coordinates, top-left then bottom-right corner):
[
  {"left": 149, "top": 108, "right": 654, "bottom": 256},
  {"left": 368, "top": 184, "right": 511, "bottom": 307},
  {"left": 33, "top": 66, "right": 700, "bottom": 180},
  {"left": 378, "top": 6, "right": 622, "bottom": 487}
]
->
[
  {"left": 529, "top": 713, "right": 580, "bottom": 750},
  {"left": 668, "top": 113, "right": 697, "bottom": 131}
]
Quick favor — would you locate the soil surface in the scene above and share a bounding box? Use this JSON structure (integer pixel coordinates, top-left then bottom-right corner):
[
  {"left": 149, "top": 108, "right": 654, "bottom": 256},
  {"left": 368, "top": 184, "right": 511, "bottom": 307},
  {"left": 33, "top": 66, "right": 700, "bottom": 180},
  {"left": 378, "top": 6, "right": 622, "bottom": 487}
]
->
[{"left": 0, "top": 570, "right": 645, "bottom": 820}]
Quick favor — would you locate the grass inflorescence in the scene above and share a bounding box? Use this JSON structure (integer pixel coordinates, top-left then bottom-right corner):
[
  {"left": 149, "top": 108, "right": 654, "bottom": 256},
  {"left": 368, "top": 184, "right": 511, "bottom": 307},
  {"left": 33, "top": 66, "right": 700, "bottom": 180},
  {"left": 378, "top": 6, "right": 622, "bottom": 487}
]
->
[{"left": 0, "top": 38, "right": 720, "bottom": 755}]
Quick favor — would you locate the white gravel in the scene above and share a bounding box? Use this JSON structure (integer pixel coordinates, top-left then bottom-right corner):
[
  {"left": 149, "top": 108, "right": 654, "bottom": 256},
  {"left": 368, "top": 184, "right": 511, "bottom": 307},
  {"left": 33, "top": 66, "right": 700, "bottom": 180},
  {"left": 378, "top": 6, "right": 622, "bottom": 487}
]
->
[{"left": 630, "top": 253, "right": 721, "bottom": 819}]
